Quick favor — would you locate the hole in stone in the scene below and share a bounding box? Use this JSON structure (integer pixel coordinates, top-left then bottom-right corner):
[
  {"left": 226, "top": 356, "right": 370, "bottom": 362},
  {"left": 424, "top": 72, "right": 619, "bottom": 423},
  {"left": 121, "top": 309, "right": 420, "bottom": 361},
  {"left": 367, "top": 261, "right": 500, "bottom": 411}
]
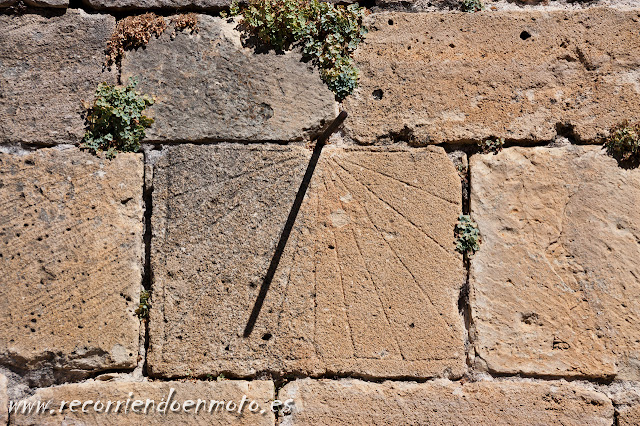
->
[
  {"left": 372, "top": 89, "right": 383, "bottom": 100},
  {"left": 520, "top": 31, "right": 532, "bottom": 40},
  {"left": 449, "top": 43, "right": 455, "bottom": 48},
  {"left": 388, "top": 19, "right": 393, "bottom": 25},
  {"left": 328, "top": 244, "right": 335, "bottom": 250},
  {"left": 409, "top": 323, "right": 415, "bottom": 328},
  {"left": 262, "top": 333, "right": 273, "bottom": 341}
]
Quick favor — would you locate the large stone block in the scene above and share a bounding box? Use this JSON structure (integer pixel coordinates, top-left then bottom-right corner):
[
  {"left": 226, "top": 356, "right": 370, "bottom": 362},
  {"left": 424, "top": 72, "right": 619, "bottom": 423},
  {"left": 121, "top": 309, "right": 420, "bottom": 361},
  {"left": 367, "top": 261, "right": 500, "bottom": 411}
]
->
[
  {"left": 278, "top": 378, "right": 614, "bottom": 425},
  {"left": 0, "top": 374, "right": 6, "bottom": 425},
  {"left": 344, "top": 10, "right": 640, "bottom": 144},
  {"left": 10, "top": 380, "right": 274, "bottom": 425},
  {"left": 83, "top": 0, "right": 353, "bottom": 10},
  {"left": 0, "top": 147, "right": 143, "bottom": 377},
  {"left": 148, "top": 145, "right": 465, "bottom": 379},
  {"left": 121, "top": 16, "right": 335, "bottom": 143},
  {"left": 0, "top": 10, "right": 116, "bottom": 145},
  {"left": 609, "top": 387, "right": 640, "bottom": 426},
  {"left": 470, "top": 146, "right": 640, "bottom": 379}
]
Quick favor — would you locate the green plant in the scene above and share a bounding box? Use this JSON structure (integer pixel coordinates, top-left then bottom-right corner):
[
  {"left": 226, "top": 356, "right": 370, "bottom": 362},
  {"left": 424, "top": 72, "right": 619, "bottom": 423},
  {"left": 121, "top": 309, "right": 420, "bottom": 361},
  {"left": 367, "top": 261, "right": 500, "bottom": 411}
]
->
[
  {"left": 135, "top": 290, "right": 151, "bottom": 319},
  {"left": 237, "top": 0, "right": 367, "bottom": 100},
  {"left": 80, "top": 78, "right": 154, "bottom": 159},
  {"left": 604, "top": 121, "right": 640, "bottom": 167},
  {"left": 454, "top": 215, "right": 481, "bottom": 255},
  {"left": 478, "top": 137, "right": 504, "bottom": 154},
  {"left": 461, "top": 0, "right": 484, "bottom": 12}
]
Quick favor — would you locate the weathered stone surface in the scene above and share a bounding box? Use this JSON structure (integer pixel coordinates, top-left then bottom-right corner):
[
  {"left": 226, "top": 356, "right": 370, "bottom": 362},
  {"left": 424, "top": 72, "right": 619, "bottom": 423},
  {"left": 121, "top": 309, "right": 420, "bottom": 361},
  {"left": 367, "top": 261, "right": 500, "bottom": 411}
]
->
[
  {"left": 0, "top": 10, "right": 116, "bottom": 145},
  {"left": 0, "top": 147, "right": 143, "bottom": 376},
  {"left": 470, "top": 146, "right": 640, "bottom": 379},
  {"left": 610, "top": 387, "right": 640, "bottom": 426},
  {"left": 83, "top": 0, "right": 352, "bottom": 10},
  {"left": 619, "top": 404, "right": 640, "bottom": 426},
  {"left": 0, "top": 1, "right": 17, "bottom": 7},
  {"left": 10, "top": 380, "right": 274, "bottom": 425},
  {"left": 121, "top": 16, "right": 335, "bottom": 143},
  {"left": 0, "top": 374, "right": 6, "bottom": 426},
  {"left": 376, "top": 0, "right": 640, "bottom": 11},
  {"left": 278, "top": 378, "right": 614, "bottom": 425},
  {"left": 25, "top": 0, "right": 68, "bottom": 7},
  {"left": 149, "top": 144, "right": 464, "bottom": 379},
  {"left": 344, "top": 10, "right": 640, "bottom": 144},
  {"left": 84, "top": 0, "right": 230, "bottom": 9}
]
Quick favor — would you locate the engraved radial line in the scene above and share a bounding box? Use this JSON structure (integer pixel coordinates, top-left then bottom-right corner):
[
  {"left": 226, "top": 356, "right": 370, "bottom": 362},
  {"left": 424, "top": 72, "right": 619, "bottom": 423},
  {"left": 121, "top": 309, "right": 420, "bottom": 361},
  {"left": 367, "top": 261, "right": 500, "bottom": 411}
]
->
[
  {"left": 331, "top": 159, "right": 451, "bottom": 255},
  {"left": 169, "top": 157, "right": 300, "bottom": 199},
  {"left": 322, "top": 170, "right": 357, "bottom": 357},
  {"left": 275, "top": 215, "right": 303, "bottom": 333},
  {"left": 168, "top": 203, "right": 242, "bottom": 245},
  {"left": 186, "top": 173, "right": 291, "bottom": 333},
  {"left": 312, "top": 179, "right": 320, "bottom": 356},
  {"left": 341, "top": 156, "right": 459, "bottom": 205},
  {"left": 330, "top": 163, "right": 405, "bottom": 360},
  {"left": 332, "top": 163, "right": 452, "bottom": 335}
]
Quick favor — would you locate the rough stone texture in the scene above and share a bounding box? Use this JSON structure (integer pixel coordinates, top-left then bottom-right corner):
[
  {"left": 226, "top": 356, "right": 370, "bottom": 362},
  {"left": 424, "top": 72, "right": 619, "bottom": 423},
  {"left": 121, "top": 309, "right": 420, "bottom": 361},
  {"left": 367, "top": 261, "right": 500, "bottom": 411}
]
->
[
  {"left": 83, "top": 0, "right": 352, "bottom": 10},
  {"left": 149, "top": 145, "right": 464, "bottom": 379},
  {"left": 25, "top": 0, "right": 68, "bottom": 7},
  {"left": 470, "top": 146, "right": 640, "bottom": 380},
  {"left": 610, "top": 387, "right": 640, "bottom": 426},
  {"left": 0, "top": 374, "right": 6, "bottom": 426},
  {"left": 344, "top": 10, "right": 640, "bottom": 144},
  {"left": 0, "top": 147, "right": 143, "bottom": 377},
  {"left": 0, "top": 1, "right": 16, "bottom": 7},
  {"left": 278, "top": 378, "right": 614, "bottom": 425},
  {"left": 376, "top": 0, "right": 640, "bottom": 11},
  {"left": 619, "top": 405, "right": 640, "bottom": 426},
  {"left": 10, "top": 380, "right": 274, "bottom": 425},
  {"left": 84, "top": 0, "right": 231, "bottom": 9},
  {"left": 0, "top": 10, "right": 116, "bottom": 145},
  {"left": 121, "top": 16, "right": 335, "bottom": 143}
]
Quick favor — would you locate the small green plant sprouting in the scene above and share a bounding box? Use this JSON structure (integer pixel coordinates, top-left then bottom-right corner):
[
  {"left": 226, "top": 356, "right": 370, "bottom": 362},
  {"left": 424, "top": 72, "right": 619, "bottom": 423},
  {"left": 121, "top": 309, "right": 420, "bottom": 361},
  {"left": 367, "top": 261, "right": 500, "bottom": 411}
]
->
[
  {"left": 216, "top": 373, "right": 226, "bottom": 381},
  {"left": 80, "top": 78, "right": 154, "bottom": 159},
  {"left": 454, "top": 214, "right": 481, "bottom": 255},
  {"left": 461, "top": 0, "right": 484, "bottom": 12},
  {"left": 235, "top": 0, "right": 368, "bottom": 100},
  {"left": 478, "top": 137, "right": 504, "bottom": 154},
  {"left": 135, "top": 290, "right": 151, "bottom": 319},
  {"left": 604, "top": 121, "right": 640, "bottom": 168}
]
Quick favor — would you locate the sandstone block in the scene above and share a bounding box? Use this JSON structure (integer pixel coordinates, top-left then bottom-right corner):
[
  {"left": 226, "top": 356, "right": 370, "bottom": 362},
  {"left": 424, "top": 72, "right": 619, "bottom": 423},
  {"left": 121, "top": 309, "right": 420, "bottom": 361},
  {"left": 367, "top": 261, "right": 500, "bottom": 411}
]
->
[
  {"left": 84, "top": 0, "right": 230, "bottom": 9},
  {"left": 344, "top": 10, "right": 640, "bottom": 144},
  {"left": 470, "top": 146, "right": 640, "bottom": 379},
  {"left": 0, "top": 374, "right": 6, "bottom": 426},
  {"left": 0, "top": 147, "right": 143, "bottom": 376},
  {"left": 610, "top": 387, "right": 640, "bottom": 426},
  {"left": 25, "top": 0, "right": 68, "bottom": 7},
  {"left": 83, "top": 0, "right": 353, "bottom": 10},
  {"left": 121, "top": 16, "right": 335, "bottom": 143},
  {"left": 148, "top": 145, "right": 465, "bottom": 379},
  {"left": 10, "top": 380, "right": 274, "bottom": 425},
  {"left": 0, "top": 10, "right": 116, "bottom": 145},
  {"left": 278, "top": 378, "right": 614, "bottom": 425}
]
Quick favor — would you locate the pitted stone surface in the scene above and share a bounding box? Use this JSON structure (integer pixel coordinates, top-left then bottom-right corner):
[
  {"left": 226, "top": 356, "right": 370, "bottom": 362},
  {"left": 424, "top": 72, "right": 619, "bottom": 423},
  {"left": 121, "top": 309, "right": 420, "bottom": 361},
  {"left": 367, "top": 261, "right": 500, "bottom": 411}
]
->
[
  {"left": 10, "top": 380, "right": 274, "bottom": 425},
  {"left": 0, "top": 374, "right": 6, "bottom": 426},
  {"left": 344, "top": 10, "right": 640, "bottom": 144},
  {"left": 121, "top": 15, "right": 335, "bottom": 143},
  {"left": 25, "top": 0, "right": 68, "bottom": 7},
  {"left": 84, "top": 0, "right": 354, "bottom": 10},
  {"left": 0, "top": 10, "right": 116, "bottom": 145},
  {"left": 470, "top": 146, "right": 640, "bottom": 379},
  {"left": 0, "top": 147, "right": 143, "bottom": 375},
  {"left": 278, "top": 378, "right": 614, "bottom": 425},
  {"left": 149, "top": 145, "right": 465, "bottom": 379}
]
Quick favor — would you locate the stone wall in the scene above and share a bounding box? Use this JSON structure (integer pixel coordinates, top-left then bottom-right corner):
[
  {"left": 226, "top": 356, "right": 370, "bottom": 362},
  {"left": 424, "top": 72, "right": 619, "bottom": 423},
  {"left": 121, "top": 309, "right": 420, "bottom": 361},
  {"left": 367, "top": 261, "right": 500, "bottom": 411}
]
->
[{"left": 0, "top": 0, "right": 639, "bottom": 424}]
